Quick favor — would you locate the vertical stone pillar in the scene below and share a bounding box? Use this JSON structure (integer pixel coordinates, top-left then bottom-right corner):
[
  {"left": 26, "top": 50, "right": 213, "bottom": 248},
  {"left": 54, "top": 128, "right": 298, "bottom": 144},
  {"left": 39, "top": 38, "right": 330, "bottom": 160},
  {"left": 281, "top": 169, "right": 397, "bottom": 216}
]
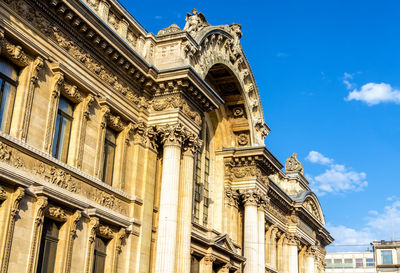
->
[
  {"left": 155, "top": 124, "right": 186, "bottom": 273},
  {"left": 258, "top": 197, "right": 267, "bottom": 273},
  {"left": 306, "top": 247, "right": 315, "bottom": 273},
  {"left": 201, "top": 254, "right": 216, "bottom": 273},
  {"left": 270, "top": 227, "right": 278, "bottom": 269},
  {"left": 277, "top": 233, "right": 285, "bottom": 271},
  {"left": 288, "top": 235, "right": 299, "bottom": 273},
  {"left": 176, "top": 135, "right": 200, "bottom": 273},
  {"left": 241, "top": 189, "right": 260, "bottom": 273},
  {"left": 282, "top": 236, "right": 290, "bottom": 273},
  {"left": 265, "top": 224, "right": 272, "bottom": 266}
]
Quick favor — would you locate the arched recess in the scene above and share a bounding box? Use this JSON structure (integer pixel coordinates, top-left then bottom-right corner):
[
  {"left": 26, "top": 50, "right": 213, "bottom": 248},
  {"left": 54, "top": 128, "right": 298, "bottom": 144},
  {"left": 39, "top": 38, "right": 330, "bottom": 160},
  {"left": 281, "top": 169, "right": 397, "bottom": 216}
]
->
[
  {"left": 184, "top": 26, "right": 270, "bottom": 146},
  {"left": 204, "top": 63, "right": 252, "bottom": 150}
]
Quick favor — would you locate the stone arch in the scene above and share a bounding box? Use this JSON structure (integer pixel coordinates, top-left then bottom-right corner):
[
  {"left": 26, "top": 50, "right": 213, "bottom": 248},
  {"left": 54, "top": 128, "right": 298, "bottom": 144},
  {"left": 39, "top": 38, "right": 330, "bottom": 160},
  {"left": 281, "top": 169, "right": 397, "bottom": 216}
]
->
[
  {"left": 302, "top": 192, "right": 325, "bottom": 225},
  {"left": 183, "top": 26, "right": 269, "bottom": 146}
]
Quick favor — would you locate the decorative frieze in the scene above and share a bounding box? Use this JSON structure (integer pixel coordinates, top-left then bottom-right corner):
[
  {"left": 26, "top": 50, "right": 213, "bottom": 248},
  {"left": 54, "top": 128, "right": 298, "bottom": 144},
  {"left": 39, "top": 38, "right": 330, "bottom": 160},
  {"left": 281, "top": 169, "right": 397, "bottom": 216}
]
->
[
  {"left": 4, "top": 0, "right": 150, "bottom": 108},
  {"left": 151, "top": 95, "right": 202, "bottom": 126}
]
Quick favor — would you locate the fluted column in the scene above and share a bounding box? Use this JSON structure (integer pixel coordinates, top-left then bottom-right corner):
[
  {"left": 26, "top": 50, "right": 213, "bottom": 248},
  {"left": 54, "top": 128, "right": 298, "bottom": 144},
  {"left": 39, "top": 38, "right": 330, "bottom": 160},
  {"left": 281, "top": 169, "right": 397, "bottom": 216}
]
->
[
  {"left": 258, "top": 196, "right": 267, "bottom": 273},
  {"left": 269, "top": 227, "right": 278, "bottom": 269},
  {"left": 288, "top": 235, "right": 299, "bottom": 273},
  {"left": 241, "top": 189, "right": 261, "bottom": 273},
  {"left": 306, "top": 247, "right": 316, "bottom": 273},
  {"left": 155, "top": 124, "right": 186, "bottom": 273},
  {"left": 176, "top": 135, "right": 200, "bottom": 273}
]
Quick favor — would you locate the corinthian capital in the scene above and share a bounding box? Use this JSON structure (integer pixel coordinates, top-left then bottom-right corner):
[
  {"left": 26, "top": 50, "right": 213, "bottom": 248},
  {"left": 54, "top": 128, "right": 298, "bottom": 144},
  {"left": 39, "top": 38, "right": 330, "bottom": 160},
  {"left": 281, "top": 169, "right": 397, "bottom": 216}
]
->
[
  {"left": 158, "top": 123, "right": 187, "bottom": 146},
  {"left": 183, "top": 132, "right": 202, "bottom": 155},
  {"left": 240, "top": 188, "right": 263, "bottom": 206}
]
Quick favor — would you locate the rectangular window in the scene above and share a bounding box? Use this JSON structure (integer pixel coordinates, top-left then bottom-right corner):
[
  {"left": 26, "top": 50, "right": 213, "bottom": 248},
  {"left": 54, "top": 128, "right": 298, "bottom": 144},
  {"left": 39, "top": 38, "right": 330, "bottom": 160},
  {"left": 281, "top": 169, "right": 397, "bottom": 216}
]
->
[
  {"left": 52, "top": 96, "right": 74, "bottom": 162},
  {"left": 355, "top": 258, "right": 363, "bottom": 268},
  {"left": 93, "top": 237, "right": 108, "bottom": 273},
  {"left": 202, "top": 129, "right": 210, "bottom": 225},
  {"left": 366, "top": 258, "right": 375, "bottom": 267},
  {"left": 0, "top": 58, "right": 18, "bottom": 133},
  {"left": 381, "top": 250, "right": 393, "bottom": 265},
  {"left": 102, "top": 128, "right": 117, "bottom": 185},
  {"left": 193, "top": 151, "right": 201, "bottom": 223},
  {"left": 37, "top": 218, "right": 61, "bottom": 273}
]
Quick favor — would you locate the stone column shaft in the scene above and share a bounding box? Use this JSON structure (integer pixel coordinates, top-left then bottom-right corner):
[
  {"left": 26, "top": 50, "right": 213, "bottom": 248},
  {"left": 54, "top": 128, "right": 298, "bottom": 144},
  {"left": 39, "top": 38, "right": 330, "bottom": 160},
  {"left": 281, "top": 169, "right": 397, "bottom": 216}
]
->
[
  {"left": 258, "top": 208, "right": 265, "bottom": 273},
  {"left": 270, "top": 229, "right": 277, "bottom": 269},
  {"left": 307, "top": 255, "right": 315, "bottom": 273},
  {"left": 244, "top": 203, "right": 258, "bottom": 273},
  {"left": 289, "top": 243, "right": 299, "bottom": 273},
  {"left": 176, "top": 150, "right": 195, "bottom": 273},
  {"left": 155, "top": 143, "right": 182, "bottom": 273}
]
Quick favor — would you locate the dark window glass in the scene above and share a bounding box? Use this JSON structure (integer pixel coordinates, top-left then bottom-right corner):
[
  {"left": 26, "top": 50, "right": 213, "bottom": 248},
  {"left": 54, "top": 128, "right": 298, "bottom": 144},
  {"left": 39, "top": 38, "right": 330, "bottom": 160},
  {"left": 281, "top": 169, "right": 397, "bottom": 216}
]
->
[
  {"left": 102, "top": 128, "right": 117, "bottom": 185},
  {"left": 0, "top": 58, "right": 18, "bottom": 133},
  {"left": 203, "top": 128, "right": 210, "bottom": 225},
  {"left": 37, "top": 218, "right": 61, "bottom": 273},
  {"left": 93, "top": 237, "right": 108, "bottom": 273},
  {"left": 52, "top": 96, "right": 74, "bottom": 162}
]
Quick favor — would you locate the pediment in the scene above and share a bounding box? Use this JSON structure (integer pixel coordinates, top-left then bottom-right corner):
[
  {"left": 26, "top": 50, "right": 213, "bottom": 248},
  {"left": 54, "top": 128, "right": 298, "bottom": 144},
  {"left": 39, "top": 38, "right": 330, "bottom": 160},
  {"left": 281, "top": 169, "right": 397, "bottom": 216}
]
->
[
  {"left": 303, "top": 197, "right": 324, "bottom": 224},
  {"left": 214, "top": 234, "right": 239, "bottom": 254}
]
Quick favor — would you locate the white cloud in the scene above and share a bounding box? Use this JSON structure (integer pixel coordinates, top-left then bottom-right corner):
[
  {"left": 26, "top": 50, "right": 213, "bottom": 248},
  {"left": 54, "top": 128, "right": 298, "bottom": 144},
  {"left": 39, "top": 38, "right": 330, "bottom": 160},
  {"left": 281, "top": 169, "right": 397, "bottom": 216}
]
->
[
  {"left": 306, "top": 151, "right": 367, "bottom": 196},
  {"left": 343, "top": 72, "right": 354, "bottom": 90},
  {"left": 310, "top": 164, "right": 367, "bottom": 196},
  {"left": 346, "top": 82, "right": 400, "bottom": 105},
  {"left": 306, "top": 151, "right": 333, "bottom": 165},
  {"left": 327, "top": 199, "right": 400, "bottom": 252}
]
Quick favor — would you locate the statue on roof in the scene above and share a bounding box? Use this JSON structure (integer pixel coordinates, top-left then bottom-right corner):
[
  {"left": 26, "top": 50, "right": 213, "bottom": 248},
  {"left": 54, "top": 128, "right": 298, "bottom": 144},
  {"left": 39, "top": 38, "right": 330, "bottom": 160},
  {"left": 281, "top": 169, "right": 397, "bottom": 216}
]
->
[
  {"left": 285, "top": 153, "right": 303, "bottom": 174},
  {"left": 184, "top": 8, "right": 210, "bottom": 37}
]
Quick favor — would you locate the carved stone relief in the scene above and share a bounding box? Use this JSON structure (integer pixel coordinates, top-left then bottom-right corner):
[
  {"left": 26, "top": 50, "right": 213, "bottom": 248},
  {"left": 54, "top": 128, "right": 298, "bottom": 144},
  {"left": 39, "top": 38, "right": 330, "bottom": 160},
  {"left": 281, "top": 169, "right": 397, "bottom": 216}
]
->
[{"left": 285, "top": 153, "right": 303, "bottom": 174}]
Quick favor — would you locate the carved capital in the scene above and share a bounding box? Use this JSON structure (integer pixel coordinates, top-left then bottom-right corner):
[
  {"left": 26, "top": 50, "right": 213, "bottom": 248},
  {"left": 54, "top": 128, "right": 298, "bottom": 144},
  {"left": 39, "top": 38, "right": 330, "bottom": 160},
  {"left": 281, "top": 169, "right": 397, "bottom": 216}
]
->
[
  {"left": 203, "top": 254, "right": 216, "bottom": 265},
  {"left": 30, "top": 56, "right": 44, "bottom": 84},
  {"left": 240, "top": 188, "right": 262, "bottom": 206},
  {"left": 158, "top": 123, "right": 187, "bottom": 146},
  {"left": 88, "top": 217, "right": 100, "bottom": 243},
  {"left": 51, "top": 72, "right": 64, "bottom": 98},
  {"left": 70, "top": 210, "right": 82, "bottom": 236},
  {"left": 64, "top": 83, "right": 83, "bottom": 102},
  {"left": 98, "top": 224, "right": 114, "bottom": 239},
  {"left": 225, "top": 186, "right": 240, "bottom": 208},
  {"left": 34, "top": 196, "right": 48, "bottom": 226},
  {"left": 182, "top": 132, "right": 202, "bottom": 155},
  {"left": 0, "top": 185, "right": 6, "bottom": 201},
  {"left": 10, "top": 187, "right": 25, "bottom": 218},
  {"left": 46, "top": 205, "right": 68, "bottom": 221},
  {"left": 82, "top": 94, "right": 95, "bottom": 120},
  {"left": 286, "top": 233, "right": 300, "bottom": 247}
]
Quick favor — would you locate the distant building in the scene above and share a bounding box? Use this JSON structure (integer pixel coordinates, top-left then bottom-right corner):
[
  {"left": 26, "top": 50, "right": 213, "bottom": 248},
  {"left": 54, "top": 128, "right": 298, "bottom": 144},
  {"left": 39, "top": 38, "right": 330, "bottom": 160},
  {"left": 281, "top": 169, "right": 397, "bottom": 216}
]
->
[
  {"left": 372, "top": 241, "right": 400, "bottom": 273},
  {"left": 325, "top": 252, "right": 376, "bottom": 273}
]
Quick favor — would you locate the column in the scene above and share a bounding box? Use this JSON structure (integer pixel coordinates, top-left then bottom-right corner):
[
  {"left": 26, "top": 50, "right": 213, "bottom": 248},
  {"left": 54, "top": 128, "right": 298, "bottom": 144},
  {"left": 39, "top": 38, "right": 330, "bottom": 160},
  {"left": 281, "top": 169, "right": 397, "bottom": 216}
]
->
[
  {"left": 201, "top": 254, "right": 216, "bottom": 273},
  {"left": 288, "top": 235, "right": 299, "bottom": 273},
  {"left": 241, "top": 189, "right": 260, "bottom": 273},
  {"left": 306, "top": 247, "right": 315, "bottom": 273},
  {"left": 258, "top": 203, "right": 266, "bottom": 273},
  {"left": 176, "top": 136, "right": 199, "bottom": 273},
  {"left": 270, "top": 227, "right": 278, "bottom": 269},
  {"left": 155, "top": 125, "right": 185, "bottom": 273}
]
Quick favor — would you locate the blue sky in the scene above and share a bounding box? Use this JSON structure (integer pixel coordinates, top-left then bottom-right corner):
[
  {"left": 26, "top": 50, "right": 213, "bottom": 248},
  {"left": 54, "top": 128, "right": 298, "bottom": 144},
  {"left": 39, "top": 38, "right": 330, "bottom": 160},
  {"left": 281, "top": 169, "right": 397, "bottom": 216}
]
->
[{"left": 119, "top": 0, "right": 400, "bottom": 252}]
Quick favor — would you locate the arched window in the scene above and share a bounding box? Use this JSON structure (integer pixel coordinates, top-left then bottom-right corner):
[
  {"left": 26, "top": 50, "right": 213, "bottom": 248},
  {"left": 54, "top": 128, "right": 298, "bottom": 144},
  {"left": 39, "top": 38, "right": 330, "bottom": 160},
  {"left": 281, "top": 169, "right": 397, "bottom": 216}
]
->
[{"left": 192, "top": 125, "right": 210, "bottom": 226}]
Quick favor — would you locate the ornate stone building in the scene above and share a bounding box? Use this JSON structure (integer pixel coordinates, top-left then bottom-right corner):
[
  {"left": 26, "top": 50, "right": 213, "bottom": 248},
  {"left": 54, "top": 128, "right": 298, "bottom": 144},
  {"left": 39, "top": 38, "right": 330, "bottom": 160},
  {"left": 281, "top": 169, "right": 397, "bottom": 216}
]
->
[{"left": 0, "top": 0, "right": 333, "bottom": 272}]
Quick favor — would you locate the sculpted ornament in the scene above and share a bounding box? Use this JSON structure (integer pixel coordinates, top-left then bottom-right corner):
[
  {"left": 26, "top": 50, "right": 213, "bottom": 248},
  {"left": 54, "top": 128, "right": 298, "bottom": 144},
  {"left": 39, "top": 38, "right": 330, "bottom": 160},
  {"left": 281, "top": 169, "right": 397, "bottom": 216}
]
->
[
  {"left": 0, "top": 186, "right": 6, "bottom": 201},
  {"left": 98, "top": 224, "right": 114, "bottom": 239},
  {"left": 184, "top": 9, "right": 210, "bottom": 37},
  {"left": 225, "top": 186, "right": 240, "bottom": 208},
  {"left": 47, "top": 205, "right": 68, "bottom": 221},
  {"left": 240, "top": 188, "right": 264, "bottom": 206},
  {"left": 158, "top": 123, "right": 188, "bottom": 146},
  {"left": 285, "top": 153, "right": 303, "bottom": 174},
  {"left": 157, "top": 23, "right": 181, "bottom": 36},
  {"left": 0, "top": 141, "right": 24, "bottom": 168}
]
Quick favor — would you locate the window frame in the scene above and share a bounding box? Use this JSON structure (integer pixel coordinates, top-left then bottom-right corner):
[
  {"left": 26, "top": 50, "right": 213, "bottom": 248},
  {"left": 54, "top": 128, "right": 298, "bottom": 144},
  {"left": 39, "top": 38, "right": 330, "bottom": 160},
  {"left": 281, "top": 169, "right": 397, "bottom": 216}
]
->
[
  {"left": 102, "top": 127, "right": 117, "bottom": 185},
  {"left": 0, "top": 59, "right": 19, "bottom": 133},
  {"left": 92, "top": 236, "right": 108, "bottom": 273},
  {"left": 381, "top": 250, "right": 393, "bottom": 265},
  {"left": 36, "top": 218, "right": 62, "bottom": 273},
  {"left": 52, "top": 96, "right": 74, "bottom": 162}
]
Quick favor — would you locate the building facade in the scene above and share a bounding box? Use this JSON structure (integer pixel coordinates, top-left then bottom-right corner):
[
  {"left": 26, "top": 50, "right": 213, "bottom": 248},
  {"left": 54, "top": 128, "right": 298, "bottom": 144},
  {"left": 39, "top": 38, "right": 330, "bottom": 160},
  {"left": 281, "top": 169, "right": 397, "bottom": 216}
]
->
[
  {"left": 0, "top": 0, "right": 333, "bottom": 272},
  {"left": 326, "top": 252, "right": 376, "bottom": 273},
  {"left": 372, "top": 241, "right": 400, "bottom": 273}
]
